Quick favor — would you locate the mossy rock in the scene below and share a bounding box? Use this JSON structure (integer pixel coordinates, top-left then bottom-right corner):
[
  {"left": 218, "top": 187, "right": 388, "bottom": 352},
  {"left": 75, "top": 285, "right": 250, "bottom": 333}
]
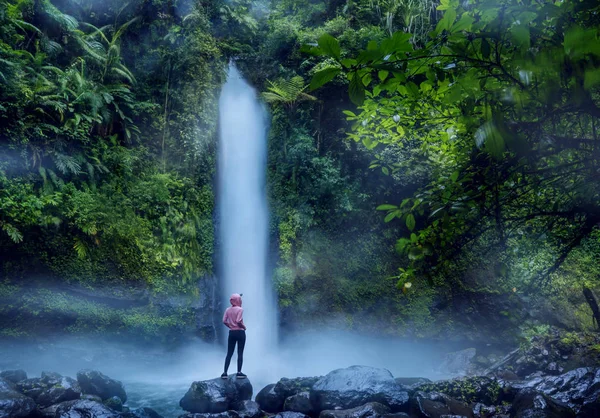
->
[{"left": 413, "top": 376, "right": 502, "bottom": 404}]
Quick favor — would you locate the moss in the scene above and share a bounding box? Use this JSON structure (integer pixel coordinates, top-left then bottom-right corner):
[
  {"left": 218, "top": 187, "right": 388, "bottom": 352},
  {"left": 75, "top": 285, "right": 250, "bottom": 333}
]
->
[{"left": 417, "top": 377, "right": 502, "bottom": 404}]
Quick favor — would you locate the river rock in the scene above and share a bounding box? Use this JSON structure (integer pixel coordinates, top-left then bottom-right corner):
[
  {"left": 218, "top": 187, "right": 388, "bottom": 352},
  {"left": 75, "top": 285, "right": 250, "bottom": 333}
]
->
[
  {"left": 77, "top": 370, "right": 127, "bottom": 402},
  {"left": 232, "top": 400, "right": 262, "bottom": 418},
  {"left": 257, "top": 377, "right": 320, "bottom": 413},
  {"left": 0, "top": 377, "right": 36, "bottom": 418},
  {"left": 16, "top": 377, "right": 45, "bottom": 399},
  {"left": 180, "top": 375, "right": 253, "bottom": 413},
  {"left": 0, "top": 370, "right": 27, "bottom": 384},
  {"left": 36, "top": 375, "right": 81, "bottom": 407},
  {"left": 121, "top": 407, "right": 164, "bottom": 418},
  {"left": 394, "top": 378, "right": 432, "bottom": 395},
  {"left": 412, "top": 376, "right": 501, "bottom": 405},
  {"left": 256, "top": 384, "right": 281, "bottom": 412},
  {"left": 319, "top": 401, "right": 391, "bottom": 418},
  {"left": 178, "top": 413, "right": 238, "bottom": 418},
  {"left": 54, "top": 398, "right": 122, "bottom": 417},
  {"left": 284, "top": 391, "right": 313, "bottom": 415},
  {"left": 310, "top": 366, "right": 409, "bottom": 413},
  {"left": 104, "top": 395, "right": 124, "bottom": 411},
  {"left": 274, "top": 412, "right": 309, "bottom": 418},
  {"left": 511, "top": 388, "right": 575, "bottom": 418},
  {"left": 409, "top": 391, "right": 474, "bottom": 418}
]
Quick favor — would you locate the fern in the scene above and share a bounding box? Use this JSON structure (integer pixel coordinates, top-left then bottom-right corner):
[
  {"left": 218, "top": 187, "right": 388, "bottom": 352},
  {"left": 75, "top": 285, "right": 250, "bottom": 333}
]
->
[
  {"left": 263, "top": 76, "right": 316, "bottom": 108},
  {"left": 73, "top": 237, "right": 89, "bottom": 258},
  {"left": 1, "top": 222, "right": 23, "bottom": 243}
]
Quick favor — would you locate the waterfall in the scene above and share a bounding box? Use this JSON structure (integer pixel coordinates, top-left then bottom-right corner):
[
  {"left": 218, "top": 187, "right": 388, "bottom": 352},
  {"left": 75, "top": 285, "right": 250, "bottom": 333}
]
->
[{"left": 217, "top": 63, "right": 277, "bottom": 367}]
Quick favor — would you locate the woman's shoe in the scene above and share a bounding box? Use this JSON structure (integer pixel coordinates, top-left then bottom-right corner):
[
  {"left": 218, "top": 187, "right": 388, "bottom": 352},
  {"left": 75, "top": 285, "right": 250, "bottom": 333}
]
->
[
  {"left": 221, "top": 373, "right": 228, "bottom": 379},
  {"left": 236, "top": 372, "right": 247, "bottom": 379}
]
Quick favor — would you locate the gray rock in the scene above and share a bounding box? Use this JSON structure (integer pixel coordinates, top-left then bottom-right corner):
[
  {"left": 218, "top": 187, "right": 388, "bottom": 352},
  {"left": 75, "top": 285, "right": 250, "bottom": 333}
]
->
[
  {"left": 274, "top": 412, "right": 309, "bottom": 418},
  {"left": 256, "top": 384, "right": 281, "bottom": 412},
  {"left": 0, "top": 377, "right": 36, "bottom": 418},
  {"left": 310, "top": 366, "right": 409, "bottom": 413},
  {"left": 257, "top": 377, "right": 320, "bottom": 413},
  {"left": 16, "top": 377, "right": 45, "bottom": 399},
  {"left": 54, "top": 399, "right": 121, "bottom": 417},
  {"left": 121, "top": 407, "right": 164, "bottom": 418},
  {"left": 284, "top": 391, "right": 313, "bottom": 415},
  {"left": 180, "top": 375, "right": 253, "bottom": 413},
  {"left": 232, "top": 400, "right": 261, "bottom": 418},
  {"left": 104, "top": 395, "right": 124, "bottom": 412},
  {"left": 319, "top": 402, "right": 391, "bottom": 418},
  {"left": 511, "top": 388, "right": 575, "bottom": 418},
  {"left": 0, "top": 370, "right": 27, "bottom": 384},
  {"left": 178, "top": 413, "right": 238, "bottom": 418},
  {"left": 77, "top": 370, "right": 127, "bottom": 402},
  {"left": 37, "top": 376, "right": 81, "bottom": 407},
  {"left": 409, "top": 392, "right": 473, "bottom": 418}
]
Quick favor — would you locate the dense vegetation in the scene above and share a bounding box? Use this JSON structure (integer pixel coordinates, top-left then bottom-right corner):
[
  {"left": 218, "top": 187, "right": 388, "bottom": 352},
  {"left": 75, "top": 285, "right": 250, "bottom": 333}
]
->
[{"left": 1, "top": 0, "right": 599, "bottom": 344}]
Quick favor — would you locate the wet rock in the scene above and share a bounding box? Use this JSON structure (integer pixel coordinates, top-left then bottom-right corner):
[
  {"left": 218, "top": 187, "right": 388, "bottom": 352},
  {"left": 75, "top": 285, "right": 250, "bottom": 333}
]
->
[
  {"left": 77, "top": 370, "right": 127, "bottom": 403},
  {"left": 511, "top": 388, "right": 575, "bottom": 418},
  {"left": 0, "top": 377, "right": 36, "bottom": 418},
  {"left": 42, "top": 371, "right": 63, "bottom": 386},
  {"left": 394, "top": 378, "right": 432, "bottom": 395},
  {"left": 256, "top": 384, "right": 280, "bottom": 412},
  {"left": 180, "top": 375, "right": 253, "bottom": 413},
  {"left": 438, "top": 349, "right": 476, "bottom": 376},
  {"left": 232, "top": 400, "right": 262, "bottom": 418},
  {"left": 412, "top": 376, "right": 502, "bottom": 405},
  {"left": 104, "top": 395, "right": 124, "bottom": 411},
  {"left": 54, "top": 399, "right": 122, "bottom": 417},
  {"left": 274, "top": 412, "right": 309, "bottom": 418},
  {"left": 284, "top": 391, "right": 313, "bottom": 415},
  {"left": 310, "top": 366, "right": 409, "bottom": 413},
  {"left": 36, "top": 375, "right": 81, "bottom": 407},
  {"left": 16, "top": 377, "right": 45, "bottom": 399},
  {"left": 82, "top": 394, "right": 105, "bottom": 402},
  {"left": 409, "top": 392, "right": 474, "bottom": 418},
  {"left": 381, "top": 414, "right": 409, "bottom": 418},
  {"left": 178, "top": 413, "right": 238, "bottom": 418},
  {"left": 121, "top": 407, "right": 164, "bottom": 418},
  {"left": 257, "top": 377, "right": 320, "bottom": 413},
  {"left": 319, "top": 402, "right": 391, "bottom": 418},
  {"left": 0, "top": 370, "right": 27, "bottom": 384}
]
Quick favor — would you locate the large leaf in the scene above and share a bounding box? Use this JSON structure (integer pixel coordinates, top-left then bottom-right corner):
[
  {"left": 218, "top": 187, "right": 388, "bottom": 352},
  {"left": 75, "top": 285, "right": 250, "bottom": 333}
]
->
[
  {"left": 310, "top": 67, "right": 340, "bottom": 90},
  {"left": 348, "top": 73, "right": 365, "bottom": 105},
  {"left": 317, "top": 34, "right": 341, "bottom": 60}
]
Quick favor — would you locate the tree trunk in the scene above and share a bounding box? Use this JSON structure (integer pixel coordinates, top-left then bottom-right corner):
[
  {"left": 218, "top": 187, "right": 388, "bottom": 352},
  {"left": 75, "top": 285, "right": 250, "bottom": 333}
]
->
[{"left": 583, "top": 287, "right": 600, "bottom": 330}]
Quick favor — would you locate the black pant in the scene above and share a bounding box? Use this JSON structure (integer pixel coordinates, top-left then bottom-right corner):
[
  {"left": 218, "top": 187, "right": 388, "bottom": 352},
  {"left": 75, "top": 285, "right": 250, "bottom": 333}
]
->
[{"left": 224, "top": 330, "right": 246, "bottom": 373}]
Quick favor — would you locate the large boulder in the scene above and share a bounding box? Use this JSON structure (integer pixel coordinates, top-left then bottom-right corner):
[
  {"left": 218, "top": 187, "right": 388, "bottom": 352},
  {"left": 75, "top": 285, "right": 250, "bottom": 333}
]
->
[
  {"left": 409, "top": 391, "right": 473, "bottom": 418},
  {"left": 256, "top": 384, "right": 281, "bottom": 413},
  {"left": 0, "top": 370, "right": 27, "bottom": 384},
  {"left": 180, "top": 375, "right": 253, "bottom": 413},
  {"left": 54, "top": 399, "right": 122, "bottom": 417},
  {"left": 511, "top": 388, "right": 575, "bottom": 418},
  {"left": 36, "top": 374, "right": 82, "bottom": 407},
  {"left": 284, "top": 391, "right": 313, "bottom": 415},
  {"left": 319, "top": 402, "right": 391, "bottom": 418},
  {"left": 257, "top": 377, "right": 320, "bottom": 413},
  {"left": 0, "top": 377, "right": 36, "bottom": 418},
  {"left": 310, "top": 366, "right": 409, "bottom": 413},
  {"left": 77, "top": 370, "right": 127, "bottom": 403},
  {"left": 507, "top": 367, "right": 600, "bottom": 414}
]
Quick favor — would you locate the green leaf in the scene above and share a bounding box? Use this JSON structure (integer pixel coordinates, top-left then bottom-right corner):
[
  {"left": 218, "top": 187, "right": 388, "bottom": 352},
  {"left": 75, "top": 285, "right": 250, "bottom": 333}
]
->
[
  {"left": 384, "top": 212, "right": 397, "bottom": 223},
  {"left": 310, "top": 67, "right": 341, "bottom": 90},
  {"left": 451, "top": 14, "right": 474, "bottom": 33},
  {"left": 349, "top": 74, "right": 365, "bottom": 105},
  {"left": 299, "top": 44, "right": 323, "bottom": 57},
  {"left": 377, "top": 204, "right": 397, "bottom": 211},
  {"left": 436, "top": 8, "right": 457, "bottom": 33},
  {"left": 450, "top": 170, "right": 459, "bottom": 182},
  {"left": 318, "top": 34, "right": 341, "bottom": 60},
  {"left": 408, "top": 247, "right": 423, "bottom": 260},
  {"left": 584, "top": 68, "right": 600, "bottom": 90},
  {"left": 510, "top": 25, "right": 530, "bottom": 50},
  {"left": 382, "top": 166, "right": 389, "bottom": 175},
  {"left": 406, "top": 213, "right": 416, "bottom": 231},
  {"left": 378, "top": 70, "right": 389, "bottom": 81}
]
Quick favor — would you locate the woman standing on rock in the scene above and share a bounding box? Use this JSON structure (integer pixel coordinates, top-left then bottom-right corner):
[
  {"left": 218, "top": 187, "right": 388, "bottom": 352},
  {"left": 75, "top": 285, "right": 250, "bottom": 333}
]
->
[{"left": 222, "top": 293, "right": 247, "bottom": 379}]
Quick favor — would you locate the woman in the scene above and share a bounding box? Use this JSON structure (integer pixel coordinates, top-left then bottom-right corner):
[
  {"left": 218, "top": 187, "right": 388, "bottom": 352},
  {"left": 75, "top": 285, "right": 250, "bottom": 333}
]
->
[{"left": 222, "top": 293, "right": 247, "bottom": 379}]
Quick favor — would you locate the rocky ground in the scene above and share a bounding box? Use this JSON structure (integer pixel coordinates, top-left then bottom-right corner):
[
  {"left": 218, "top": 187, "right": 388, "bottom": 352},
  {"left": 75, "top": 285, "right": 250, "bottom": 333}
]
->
[{"left": 2, "top": 329, "right": 600, "bottom": 418}]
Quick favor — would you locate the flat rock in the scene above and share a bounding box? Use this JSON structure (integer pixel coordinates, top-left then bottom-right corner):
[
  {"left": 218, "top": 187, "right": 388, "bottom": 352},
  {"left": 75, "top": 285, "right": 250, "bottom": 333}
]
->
[{"left": 310, "top": 366, "right": 409, "bottom": 413}]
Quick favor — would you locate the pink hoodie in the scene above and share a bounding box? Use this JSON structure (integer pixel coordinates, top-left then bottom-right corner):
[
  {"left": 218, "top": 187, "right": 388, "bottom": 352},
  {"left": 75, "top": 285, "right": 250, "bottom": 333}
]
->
[{"left": 223, "top": 294, "right": 246, "bottom": 331}]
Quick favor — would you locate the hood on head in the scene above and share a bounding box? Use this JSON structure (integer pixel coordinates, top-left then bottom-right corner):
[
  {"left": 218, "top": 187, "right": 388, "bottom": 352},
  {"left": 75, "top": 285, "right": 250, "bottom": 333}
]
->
[{"left": 230, "top": 293, "right": 242, "bottom": 307}]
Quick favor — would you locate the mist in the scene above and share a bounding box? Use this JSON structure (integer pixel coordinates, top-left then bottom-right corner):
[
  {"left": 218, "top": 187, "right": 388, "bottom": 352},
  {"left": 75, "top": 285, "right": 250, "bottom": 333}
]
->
[{"left": 0, "top": 330, "right": 453, "bottom": 417}]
